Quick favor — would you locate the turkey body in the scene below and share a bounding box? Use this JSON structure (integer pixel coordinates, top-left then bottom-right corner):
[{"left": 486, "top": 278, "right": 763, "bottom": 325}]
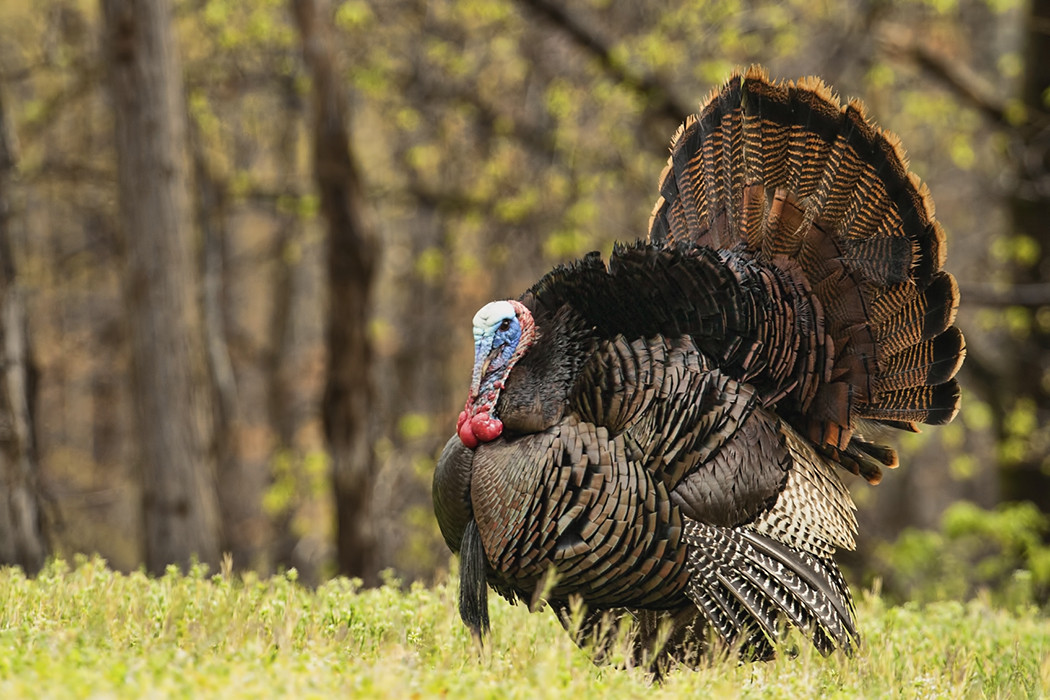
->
[{"left": 433, "top": 67, "right": 964, "bottom": 669}]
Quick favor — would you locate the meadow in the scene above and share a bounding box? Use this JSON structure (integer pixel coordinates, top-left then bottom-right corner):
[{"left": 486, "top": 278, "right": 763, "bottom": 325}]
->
[{"left": 0, "top": 557, "right": 1047, "bottom": 698}]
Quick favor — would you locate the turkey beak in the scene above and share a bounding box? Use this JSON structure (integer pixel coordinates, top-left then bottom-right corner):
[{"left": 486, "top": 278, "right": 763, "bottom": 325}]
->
[
  {"left": 480, "top": 345, "right": 504, "bottom": 378},
  {"left": 468, "top": 338, "right": 493, "bottom": 399},
  {"left": 469, "top": 341, "right": 505, "bottom": 401}
]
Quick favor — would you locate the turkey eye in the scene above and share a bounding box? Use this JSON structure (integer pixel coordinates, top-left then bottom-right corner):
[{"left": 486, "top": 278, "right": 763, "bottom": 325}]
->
[{"left": 498, "top": 319, "right": 512, "bottom": 332}]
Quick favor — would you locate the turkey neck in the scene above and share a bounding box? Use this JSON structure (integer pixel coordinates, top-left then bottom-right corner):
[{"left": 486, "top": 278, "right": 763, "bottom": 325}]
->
[{"left": 494, "top": 304, "right": 596, "bottom": 438}]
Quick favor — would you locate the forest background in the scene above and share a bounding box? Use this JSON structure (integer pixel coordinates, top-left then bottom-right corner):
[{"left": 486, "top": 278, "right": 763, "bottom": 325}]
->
[{"left": 1, "top": 0, "right": 1050, "bottom": 607}]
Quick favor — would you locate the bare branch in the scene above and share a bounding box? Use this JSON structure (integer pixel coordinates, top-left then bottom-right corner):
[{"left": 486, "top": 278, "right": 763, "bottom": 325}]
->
[
  {"left": 513, "top": 0, "right": 692, "bottom": 126},
  {"left": 962, "top": 282, "right": 1050, "bottom": 308},
  {"left": 18, "top": 63, "right": 104, "bottom": 142},
  {"left": 877, "top": 23, "right": 1010, "bottom": 127}
]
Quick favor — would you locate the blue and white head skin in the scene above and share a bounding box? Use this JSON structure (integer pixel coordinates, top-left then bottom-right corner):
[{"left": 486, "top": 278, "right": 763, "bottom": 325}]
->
[{"left": 457, "top": 299, "right": 536, "bottom": 447}]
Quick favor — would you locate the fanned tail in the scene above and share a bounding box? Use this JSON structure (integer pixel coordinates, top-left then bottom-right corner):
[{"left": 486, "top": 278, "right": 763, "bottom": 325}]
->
[{"left": 648, "top": 66, "right": 964, "bottom": 483}]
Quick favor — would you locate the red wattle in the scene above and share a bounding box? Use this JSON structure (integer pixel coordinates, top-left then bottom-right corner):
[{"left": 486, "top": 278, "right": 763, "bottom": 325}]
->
[
  {"left": 470, "top": 412, "right": 503, "bottom": 442},
  {"left": 457, "top": 410, "right": 478, "bottom": 448}
]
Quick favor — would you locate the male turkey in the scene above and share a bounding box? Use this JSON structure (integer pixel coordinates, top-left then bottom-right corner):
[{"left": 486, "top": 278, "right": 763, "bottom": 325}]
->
[{"left": 433, "top": 66, "right": 964, "bottom": 669}]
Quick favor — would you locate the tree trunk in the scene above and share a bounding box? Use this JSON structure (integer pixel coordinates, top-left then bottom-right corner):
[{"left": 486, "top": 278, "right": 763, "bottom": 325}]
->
[
  {"left": 1000, "top": 0, "right": 1050, "bottom": 509},
  {"left": 292, "top": 0, "right": 381, "bottom": 584},
  {"left": 102, "top": 0, "right": 221, "bottom": 572},
  {"left": 266, "top": 77, "right": 313, "bottom": 578},
  {"left": 0, "top": 85, "right": 47, "bottom": 573}
]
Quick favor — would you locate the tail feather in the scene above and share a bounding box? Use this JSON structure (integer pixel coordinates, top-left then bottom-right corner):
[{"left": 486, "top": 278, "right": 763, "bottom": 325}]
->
[
  {"left": 850, "top": 438, "right": 899, "bottom": 468},
  {"left": 859, "top": 381, "right": 962, "bottom": 425},
  {"left": 837, "top": 438, "right": 899, "bottom": 484},
  {"left": 874, "top": 327, "right": 966, "bottom": 393},
  {"left": 871, "top": 272, "right": 960, "bottom": 354}
]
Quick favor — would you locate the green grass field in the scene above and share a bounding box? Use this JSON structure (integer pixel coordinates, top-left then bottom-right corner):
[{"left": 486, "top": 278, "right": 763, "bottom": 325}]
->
[{"left": 1, "top": 557, "right": 1048, "bottom": 698}]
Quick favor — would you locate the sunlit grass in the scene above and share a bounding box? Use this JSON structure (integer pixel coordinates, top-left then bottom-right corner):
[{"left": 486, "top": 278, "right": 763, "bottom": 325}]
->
[{"left": 0, "top": 557, "right": 1047, "bottom": 698}]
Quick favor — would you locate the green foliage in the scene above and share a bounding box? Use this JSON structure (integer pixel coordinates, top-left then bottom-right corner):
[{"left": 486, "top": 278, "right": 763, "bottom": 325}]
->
[
  {"left": 876, "top": 501, "right": 1050, "bottom": 607},
  {"left": 997, "top": 398, "right": 1050, "bottom": 468},
  {"left": 0, "top": 558, "right": 1048, "bottom": 697},
  {"left": 334, "top": 0, "right": 374, "bottom": 30},
  {"left": 263, "top": 449, "right": 331, "bottom": 540},
  {"left": 397, "top": 412, "right": 432, "bottom": 441},
  {"left": 991, "top": 234, "right": 1042, "bottom": 268}
]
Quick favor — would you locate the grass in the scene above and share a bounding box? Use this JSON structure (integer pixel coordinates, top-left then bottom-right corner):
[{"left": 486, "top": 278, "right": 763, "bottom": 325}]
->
[{"left": 0, "top": 557, "right": 1048, "bottom": 698}]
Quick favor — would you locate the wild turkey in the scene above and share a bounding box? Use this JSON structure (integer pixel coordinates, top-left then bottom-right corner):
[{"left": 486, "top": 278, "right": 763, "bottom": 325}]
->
[{"left": 433, "top": 66, "right": 964, "bottom": 669}]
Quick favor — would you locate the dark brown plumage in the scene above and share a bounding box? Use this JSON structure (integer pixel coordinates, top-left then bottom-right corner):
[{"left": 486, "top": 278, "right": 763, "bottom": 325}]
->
[{"left": 433, "top": 66, "right": 964, "bottom": 671}]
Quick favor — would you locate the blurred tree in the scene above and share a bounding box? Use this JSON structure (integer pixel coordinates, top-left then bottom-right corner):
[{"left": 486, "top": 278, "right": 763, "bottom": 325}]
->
[
  {"left": 101, "top": 0, "right": 221, "bottom": 572},
  {"left": 0, "top": 83, "right": 47, "bottom": 573},
  {"left": 191, "top": 119, "right": 273, "bottom": 572},
  {"left": 293, "top": 0, "right": 381, "bottom": 584},
  {"left": 997, "top": 0, "right": 1050, "bottom": 511}
]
